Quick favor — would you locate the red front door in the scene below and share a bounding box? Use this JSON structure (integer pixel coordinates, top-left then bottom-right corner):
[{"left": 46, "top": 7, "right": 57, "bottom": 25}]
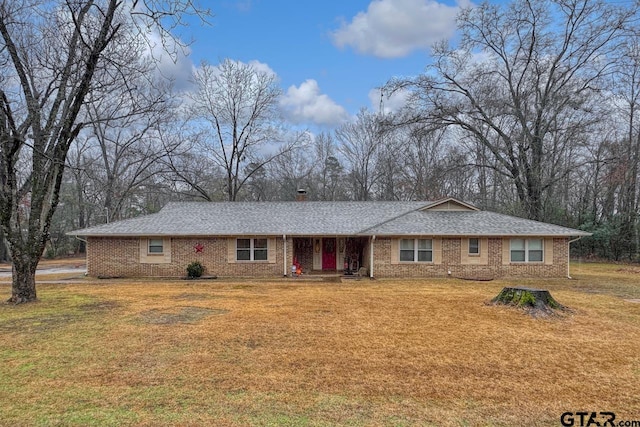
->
[{"left": 322, "top": 238, "right": 337, "bottom": 270}]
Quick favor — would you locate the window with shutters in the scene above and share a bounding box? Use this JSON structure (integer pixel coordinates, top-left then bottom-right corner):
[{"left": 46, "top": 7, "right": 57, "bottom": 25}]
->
[
  {"left": 399, "top": 239, "right": 433, "bottom": 262},
  {"left": 510, "top": 238, "right": 544, "bottom": 262},
  {"left": 237, "top": 238, "right": 268, "bottom": 261}
]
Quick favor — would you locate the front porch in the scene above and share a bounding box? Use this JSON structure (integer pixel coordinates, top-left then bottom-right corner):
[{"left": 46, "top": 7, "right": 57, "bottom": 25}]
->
[{"left": 291, "top": 236, "right": 369, "bottom": 276}]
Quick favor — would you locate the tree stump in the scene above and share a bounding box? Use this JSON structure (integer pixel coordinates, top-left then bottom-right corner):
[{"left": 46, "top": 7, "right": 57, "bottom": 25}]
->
[{"left": 491, "top": 287, "right": 567, "bottom": 317}]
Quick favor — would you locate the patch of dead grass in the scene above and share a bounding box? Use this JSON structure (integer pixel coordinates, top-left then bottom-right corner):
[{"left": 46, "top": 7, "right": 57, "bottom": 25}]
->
[{"left": 0, "top": 265, "right": 639, "bottom": 426}]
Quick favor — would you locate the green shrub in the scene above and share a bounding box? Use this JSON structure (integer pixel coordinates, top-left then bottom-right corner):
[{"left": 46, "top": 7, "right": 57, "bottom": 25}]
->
[{"left": 186, "top": 261, "right": 205, "bottom": 279}]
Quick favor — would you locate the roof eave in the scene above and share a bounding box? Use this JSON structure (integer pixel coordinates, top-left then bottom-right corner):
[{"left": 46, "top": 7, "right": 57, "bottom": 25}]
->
[
  {"left": 69, "top": 232, "right": 369, "bottom": 238},
  {"left": 361, "top": 232, "right": 593, "bottom": 237}
]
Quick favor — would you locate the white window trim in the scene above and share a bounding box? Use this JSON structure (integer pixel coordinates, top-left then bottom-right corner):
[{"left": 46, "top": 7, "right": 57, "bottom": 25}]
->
[
  {"left": 510, "top": 238, "right": 544, "bottom": 263},
  {"left": 468, "top": 238, "right": 480, "bottom": 256},
  {"left": 399, "top": 238, "right": 433, "bottom": 263},
  {"left": 236, "top": 238, "right": 268, "bottom": 262}
]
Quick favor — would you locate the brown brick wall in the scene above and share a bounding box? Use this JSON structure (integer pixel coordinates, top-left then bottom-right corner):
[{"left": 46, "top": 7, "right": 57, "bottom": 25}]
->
[
  {"left": 87, "top": 236, "right": 287, "bottom": 278},
  {"left": 87, "top": 236, "right": 569, "bottom": 279},
  {"left": 372, "top": 237, "right": 568, "bottom": 279}
]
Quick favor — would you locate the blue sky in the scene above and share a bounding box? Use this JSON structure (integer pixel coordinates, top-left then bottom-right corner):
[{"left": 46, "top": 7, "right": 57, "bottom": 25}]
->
[{"left": 165, "top": 0, "right": 467, "bottom": 129}]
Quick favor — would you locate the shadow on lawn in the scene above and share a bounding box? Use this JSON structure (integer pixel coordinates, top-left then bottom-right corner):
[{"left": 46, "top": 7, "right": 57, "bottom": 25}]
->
[{"left": 137, "top": 306, "right": 229, "bottom": 325}]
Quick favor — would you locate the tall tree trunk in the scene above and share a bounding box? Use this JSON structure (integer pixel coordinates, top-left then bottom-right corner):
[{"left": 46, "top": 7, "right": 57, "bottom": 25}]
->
[
  {"left": 1, "top": 0, "right": 207, "bottom": 303},
  {"left": 10, "top": 253, "right": 39, "bottom": 303}
]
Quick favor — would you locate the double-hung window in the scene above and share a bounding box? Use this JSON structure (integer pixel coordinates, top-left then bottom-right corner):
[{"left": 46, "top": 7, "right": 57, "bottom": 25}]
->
[
  {"left": 237, "top": 238, "right": 268, "bottom": 261},
  {"left": 510, "top": 238, "right": 543, "bottom": 262},
  {"left": 399, "top": 239, "right": 433, "bottom": 262},
  {"left": 148, "top": 238, "right": 164, "bottom": 254}
]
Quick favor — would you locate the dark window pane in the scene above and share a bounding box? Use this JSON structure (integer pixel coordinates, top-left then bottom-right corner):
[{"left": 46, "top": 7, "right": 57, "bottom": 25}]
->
[
  {"left": 254, "top": 238, "right": 267, "bottom": 249},
  {"left": 400, "top": 250, "right": 415, "bottom": 262},
  {"left": 254, "top": 249, "right": 268, "bottom": 261},
  {"left": 511, "top": 250, "right": 525, "bottom": 262},
  {"left": 418, "top": 250, "right": 432, "bottom": 262},
  {"left": 237, "top": 249, "right": 251, "bottom": 261},
  {"left": 529, "top": 250, "right": 543, "bottom": 262}
]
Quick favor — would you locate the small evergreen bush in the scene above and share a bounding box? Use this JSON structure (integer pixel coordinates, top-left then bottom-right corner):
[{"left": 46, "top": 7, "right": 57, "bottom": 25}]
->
[{"left": 186, "top": 261, "right": 205, "bottom": 279}]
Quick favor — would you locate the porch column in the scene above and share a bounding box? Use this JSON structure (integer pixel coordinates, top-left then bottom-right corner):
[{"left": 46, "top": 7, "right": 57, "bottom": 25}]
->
[
  {"left": 370, "top": 235, "right": 376, "bottom": 278},
  {"left": 283, "top": 234, "right": 287, "bottom": 276}
]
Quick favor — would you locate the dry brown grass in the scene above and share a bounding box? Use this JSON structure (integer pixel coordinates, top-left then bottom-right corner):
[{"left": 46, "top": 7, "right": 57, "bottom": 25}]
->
[{"left": 0, "top": 264, "right": 639, "bottom": 426}]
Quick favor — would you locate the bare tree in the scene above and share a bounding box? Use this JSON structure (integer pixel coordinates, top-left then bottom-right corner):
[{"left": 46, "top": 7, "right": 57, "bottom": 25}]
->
[
  {"left": 160, "top": 117, "right": 227, "bottom": 201},
  {"left": 313, "top": 132, "right": 345, "bottom": 201},
  {"left": 373, "top": 123, "right": 407, "bottom": 200},
  {"left": 270, "top": 143, "right": 318, "bottom": 199},
  {"left": 184, "top": 59, "right": 304, "bottom": 201},
  {"left": 607, "top": 34, "right": 640, "bottom": 259},
  {"left": 0, "top": 0, "right": 208, "bottom": 303},
  {"left": 241, "top": 132, "right": 346, "bottom": 202},
  {"left": 64, "top": 135, "right": 97, "bottom": 252},
  {"left": 395, "top": 124, "right": 449, "bottom": 200},
  {"left": 336, "top": 108, "right": 384, "bottom": 201},
  {"left": 80, "top": 65, "right": 179, "bottom": 222},
  {"left": 389, "top": 0, "right": 636, "bottom": 221}
]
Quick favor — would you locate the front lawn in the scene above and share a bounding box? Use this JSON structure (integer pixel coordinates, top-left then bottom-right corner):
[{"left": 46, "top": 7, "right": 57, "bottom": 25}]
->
[{"left": 1, "top": 264, "right": 639, "bottom": 426}]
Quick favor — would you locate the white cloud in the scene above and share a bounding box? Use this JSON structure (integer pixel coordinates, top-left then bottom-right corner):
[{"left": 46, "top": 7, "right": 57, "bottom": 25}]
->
[
  {"left": 280, "top": 79, "right": 350, "bottom": 127},
  {"left": 331, "top": 0, "right": 465, "bottom": 58},
  {"left": 369, "top": 88, "right": 410, "bottom": 114},
  {"left": 146, "top": 30, "right": 195, "bottom": 90},
  {"left": 246, "top": 60, "right": 277, "bottom": 78}
]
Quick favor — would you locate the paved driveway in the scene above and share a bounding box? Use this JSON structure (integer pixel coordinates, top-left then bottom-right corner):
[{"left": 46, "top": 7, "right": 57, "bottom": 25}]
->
[{"left": 0, "top": 265, "right": 86, "bottom": 278}]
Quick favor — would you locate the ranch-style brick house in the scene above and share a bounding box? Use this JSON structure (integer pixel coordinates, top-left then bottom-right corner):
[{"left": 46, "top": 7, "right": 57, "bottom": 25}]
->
[{"left": 69, "top": 197, "right": 591, "bottom": 279}]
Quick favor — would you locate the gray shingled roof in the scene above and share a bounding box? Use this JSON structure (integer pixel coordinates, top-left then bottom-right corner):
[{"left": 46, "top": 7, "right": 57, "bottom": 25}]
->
[
  {"left": 362, "top": 210, "right": 590, "bottom": 236},
  {"left": 68, "top": 201, "right": 590, "bottom": 237},
  {"left": 69, "top": 201, "right": 426, "bottom": 236}
]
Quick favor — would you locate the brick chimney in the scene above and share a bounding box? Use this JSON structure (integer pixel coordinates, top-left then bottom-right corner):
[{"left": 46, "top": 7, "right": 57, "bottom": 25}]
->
[{"left": 296, "top": 189, "right": 307, "bottom": 201}]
